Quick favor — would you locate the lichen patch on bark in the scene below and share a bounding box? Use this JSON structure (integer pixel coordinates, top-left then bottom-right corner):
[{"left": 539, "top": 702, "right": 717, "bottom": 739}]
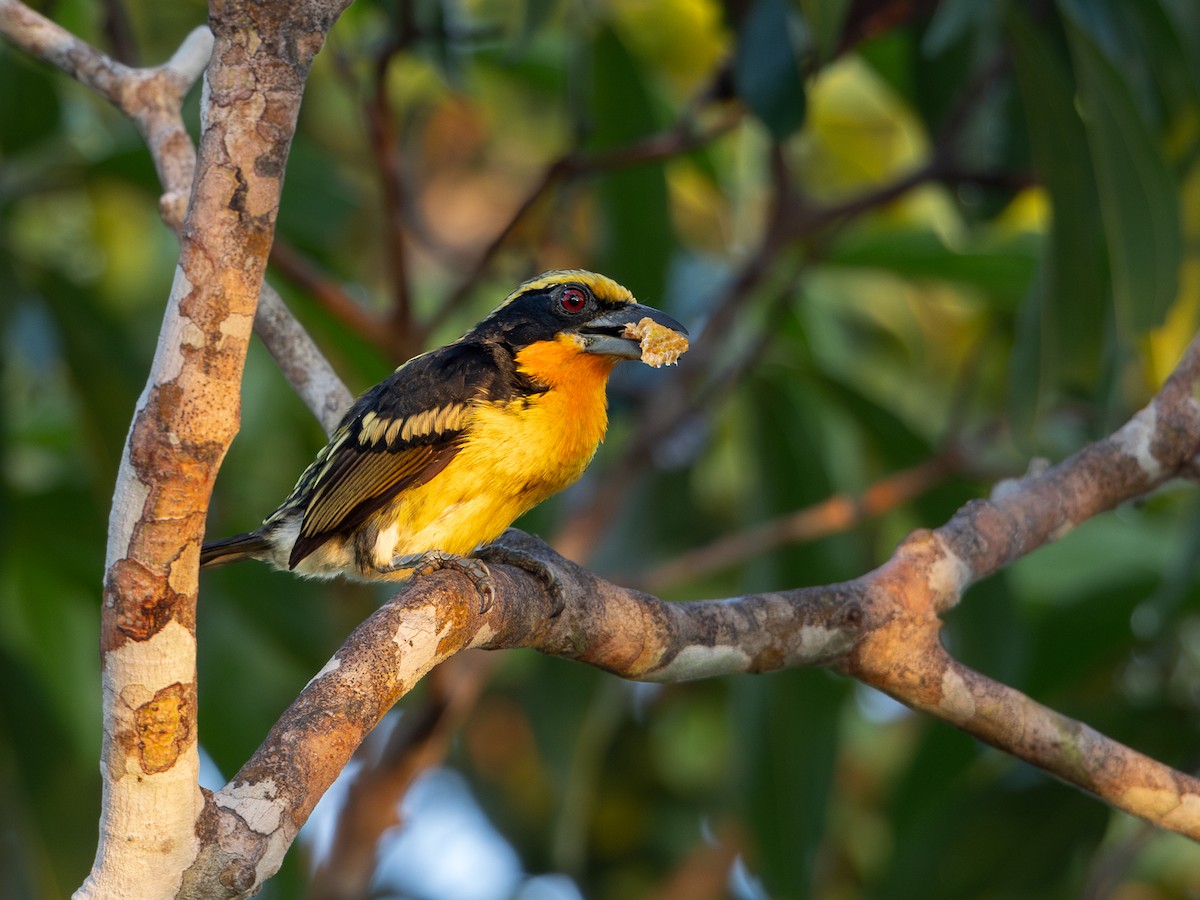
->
[
  {"left": 1112, "top": 403, "right": 1163, "bottom": 478},
  {"left": 305, "top": 655, "right": 342, "bottom": 689},
  {"left": 1161, "top": 792, "right": 1200, "bottom": 829},
  {"left": 1122, "top": 784, "right": 1185, "bottom": 819},
  {"left": 218, "top": 779, "right": 285, "bottom": 834},
  {"left": 218, "top": 311, "right": 255, "bottom": 347},
  {"left": 939, "top": 667, "right": 976, "bottom": 721},
  {"left": 392, "top": 606, "right": 442, "bottom": 657},
  {"left": 135, "top": 682, "right": 195, "bottom": 773},
  {"left": 645, "top": 644, "right": 752, "bottom": 682}
]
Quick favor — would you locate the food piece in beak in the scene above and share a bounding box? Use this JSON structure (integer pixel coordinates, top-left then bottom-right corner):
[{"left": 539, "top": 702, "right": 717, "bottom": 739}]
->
[
  {"left": 579, "top": 303, "right": 688, "bottom": 361},
  {"left": 622, "top": 317, "right": 689, "bottom": 367}
]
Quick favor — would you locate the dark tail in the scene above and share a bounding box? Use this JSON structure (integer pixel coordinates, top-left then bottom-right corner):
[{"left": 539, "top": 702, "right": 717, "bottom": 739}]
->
[{"left": 200, "top": 531, "right": 271, "bottom": 569}]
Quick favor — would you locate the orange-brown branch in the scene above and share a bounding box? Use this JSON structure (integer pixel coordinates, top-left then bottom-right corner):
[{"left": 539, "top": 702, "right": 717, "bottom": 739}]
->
[{"left": 209, "top": 329, "right": 1200, "bottom": 878}]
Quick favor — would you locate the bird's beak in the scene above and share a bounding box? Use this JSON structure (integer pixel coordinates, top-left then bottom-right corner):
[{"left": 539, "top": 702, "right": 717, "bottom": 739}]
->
[{"left": 577, "top": 303, "right": 688, "bottom": 360}]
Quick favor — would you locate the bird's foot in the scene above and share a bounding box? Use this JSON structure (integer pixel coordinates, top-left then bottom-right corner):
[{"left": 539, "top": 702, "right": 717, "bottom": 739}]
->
[
  {"left": 476, "top": 542, "right": 566, "bottom": 617},
  {"left": 392, "top": 550, "right": 494, "bottom": 613}
]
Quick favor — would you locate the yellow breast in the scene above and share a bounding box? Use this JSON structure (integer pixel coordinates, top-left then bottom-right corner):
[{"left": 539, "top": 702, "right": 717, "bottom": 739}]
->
[{"left": 363, "top": 335, "right": 617, "bottom": 570}]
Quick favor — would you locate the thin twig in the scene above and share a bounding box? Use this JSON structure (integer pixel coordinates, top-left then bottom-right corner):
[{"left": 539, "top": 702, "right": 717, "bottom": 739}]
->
[
  {"left": 363, "top": 30, "right": 418, "bottom": 357},
  {"left": 429, "top": 161, "right": 570, "bottom": 332},
  {"left": 432, "top": 107, "right": 745, "bottom": 332},
  {"left": 633, "top": 452, "right": 961, "bottom": 592},
  {"left": 0, "top": 1, "right": 211, "bottom": 230},
  {"left": 269, "top": 238, "right": 393, "bottom": 355},
  {"left": 255, "top": 285, "right": 355, "bottom": 435},
  {"left": 835, "top": 0, "right": 940, "bottom": 57},
  {"left": 0, "top": 0, "right": 357, "bottom": 433},
  {"left": 98, "top": 0, "right": 137, "bottom": 65}
]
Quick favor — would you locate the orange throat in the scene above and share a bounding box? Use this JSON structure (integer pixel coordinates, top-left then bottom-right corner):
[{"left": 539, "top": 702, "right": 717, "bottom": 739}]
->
[
  {"left": 513, "top": 334, "right": 621, "bottom": 389},
  {"left": 507, "top": 334, "right": 617, "bottom": 485}
]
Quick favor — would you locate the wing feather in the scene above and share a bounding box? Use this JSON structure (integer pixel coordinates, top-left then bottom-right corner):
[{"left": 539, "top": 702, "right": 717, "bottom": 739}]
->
[
  {"left": 302, "top": 445, "right": 441, "bottom": 536},
  {"left": 281, "top": 341, "right": 517, "bottom": 570}
]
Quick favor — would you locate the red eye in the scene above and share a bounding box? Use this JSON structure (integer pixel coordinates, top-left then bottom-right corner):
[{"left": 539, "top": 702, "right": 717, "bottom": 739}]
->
[{"left": 560, "top": 287, "right": 587, "bottom": 312}]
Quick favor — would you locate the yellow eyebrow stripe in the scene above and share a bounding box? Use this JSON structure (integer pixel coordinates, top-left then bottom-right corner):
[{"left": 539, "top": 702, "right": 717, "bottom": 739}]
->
[{"left": 497, "top": 269, "right": 635, "bottom": 309}]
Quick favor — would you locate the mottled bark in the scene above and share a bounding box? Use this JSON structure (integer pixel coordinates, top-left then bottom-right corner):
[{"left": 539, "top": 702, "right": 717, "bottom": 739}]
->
[
  {"left": 0, "top": 0, "right": 355, "bottom": 896},
  {"left": 5, "top": 0, "right": 1200, "bottom": 896}
]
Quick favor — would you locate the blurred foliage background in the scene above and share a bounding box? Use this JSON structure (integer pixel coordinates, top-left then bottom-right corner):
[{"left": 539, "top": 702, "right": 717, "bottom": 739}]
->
[{"left": 4, "top": 0, "right": 1200, "bottom": 897}]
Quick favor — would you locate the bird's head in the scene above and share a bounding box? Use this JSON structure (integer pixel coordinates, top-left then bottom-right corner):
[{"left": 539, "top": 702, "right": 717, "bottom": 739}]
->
[{"left": 472, "top": 270, "right": 687, "bottom": 363}]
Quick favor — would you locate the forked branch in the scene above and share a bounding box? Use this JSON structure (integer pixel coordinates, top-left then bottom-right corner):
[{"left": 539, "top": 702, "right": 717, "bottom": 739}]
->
[
  {"left": 7, "top": 1, "right": 1200, "bottom": 896},
  {"left": 203, "top": 332, "right": 1200, "bottom": 887}
]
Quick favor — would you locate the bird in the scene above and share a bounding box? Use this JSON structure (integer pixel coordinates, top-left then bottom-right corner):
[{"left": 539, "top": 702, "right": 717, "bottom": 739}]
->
[{"left": 200, "top": 270, "right": 687, "bottom": 600}]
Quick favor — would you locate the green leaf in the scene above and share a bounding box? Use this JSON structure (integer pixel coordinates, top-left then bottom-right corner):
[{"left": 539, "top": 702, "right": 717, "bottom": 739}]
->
[
  {"left": 797, "top": 0, "right": 851, "bottom": 63},
  {"left": 735, "top": 0, "right": 809, "bottom": 140},
  {"left": 0, "top": 53, "right": 61, "bottom": 155},
  {"left": 34, "top": 270, "right": 148, "bottom": 476},
  {"left": 744, "top": 369, "right": 870, "bottom": 587},
  {"left": 881, "top": 746, "right": 1108, "bottom": 899},
  {"left": 521, "top": 0, "right": 559, "bottom": 43},
  {"left": 734, "top": 671, "right": 848, "bottom": 896},
  {"left": 589, "top": 28, "right": 674, "bottom": 301},
  {"left": 1005, "top": 7, "right": 1109, "bottom": 388},
  {"left": 1127, "top": 0, "right": 1200, "bottom": 117},
  {"left": 824, "top": 228, "right": 1039, "bottom": 309},
  {"left": 1064, "top": 16, "right": 1181, "bottom": 332},
  {"left": 1007, "top": 261, "right": 1050, "bottom": 442},
  {"left": 921, "top": 0, "right": 992, "bottom": 58}
]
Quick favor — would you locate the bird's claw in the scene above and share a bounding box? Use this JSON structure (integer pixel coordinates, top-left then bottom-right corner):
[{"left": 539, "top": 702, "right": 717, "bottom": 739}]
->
[
  {"left": 403, "top": 550, "right": 494, "bottom": 613},
  {"left": 476, "top": 542, "right": 566, "bottom": 617}
]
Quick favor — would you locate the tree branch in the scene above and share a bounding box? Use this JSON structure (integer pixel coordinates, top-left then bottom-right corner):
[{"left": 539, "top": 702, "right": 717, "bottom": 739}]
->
[
  {"left": 307, "top": 652, "right": 496, "bottom": 900},
  {"left": 0, "top": 0, "right": 210, "bottom": 230},
  {"left": 43, "top": 0, "right": 353, "bottom": 895},
  {"left": 196, "top": 535, "right": 862, "bottom": 897},
  {"left": 841, "top": 334, "right": 1200, "bottom": 833},
  {"left": 268, "top": 237, "right": 394, "bottom": 356},
  {"left": 633, "top": 450, "right": 963, "bottom": 592},
  {"left": 0, "top": 0, "right": 355, "bottom": 439},
  {"left": 195, "top": 328, "right": 1200, "bottom": 883},
  {"left": 255, "top": 285, "right": 354, "bottom": 436}
]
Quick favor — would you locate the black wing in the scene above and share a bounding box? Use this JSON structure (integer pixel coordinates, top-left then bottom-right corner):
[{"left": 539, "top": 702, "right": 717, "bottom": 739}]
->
[{"left": 281, "top": 341, "right": 519, "bottom": 568}]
